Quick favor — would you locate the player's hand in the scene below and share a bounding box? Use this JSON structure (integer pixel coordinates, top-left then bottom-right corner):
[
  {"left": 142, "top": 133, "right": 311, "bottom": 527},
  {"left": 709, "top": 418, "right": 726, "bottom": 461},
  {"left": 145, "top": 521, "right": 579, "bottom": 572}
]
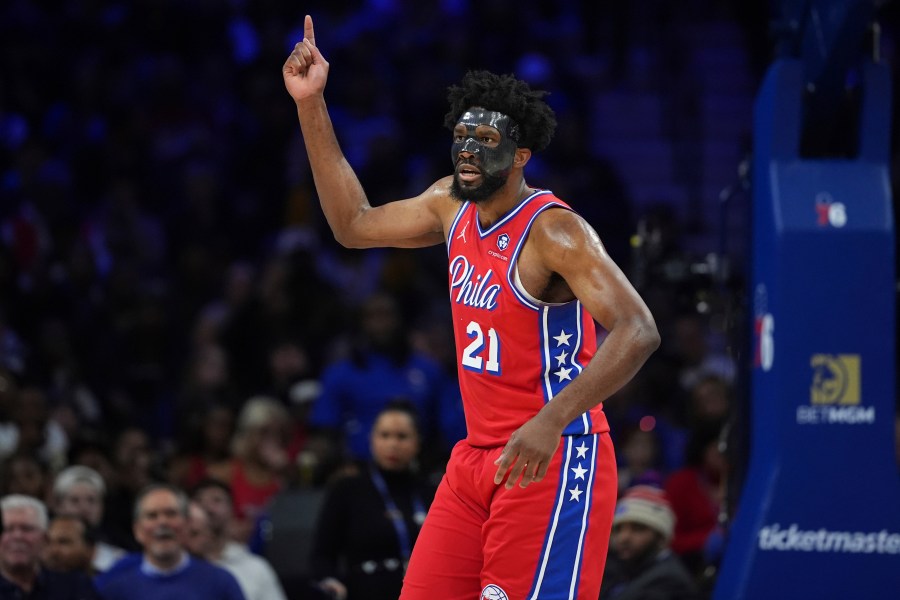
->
[
  {"left": 283, "top": 15, "right": 329, "bottom": 103},
  {"left": 493, "top": 412, "right": 561, "bottom": 489}
]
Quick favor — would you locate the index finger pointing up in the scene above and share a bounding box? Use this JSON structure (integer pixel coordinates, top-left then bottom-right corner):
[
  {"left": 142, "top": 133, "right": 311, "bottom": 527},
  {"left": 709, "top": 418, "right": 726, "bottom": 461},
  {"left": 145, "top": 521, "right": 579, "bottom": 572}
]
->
[{"left": 304, "top": 14, "right": 316, "bottom": 46}]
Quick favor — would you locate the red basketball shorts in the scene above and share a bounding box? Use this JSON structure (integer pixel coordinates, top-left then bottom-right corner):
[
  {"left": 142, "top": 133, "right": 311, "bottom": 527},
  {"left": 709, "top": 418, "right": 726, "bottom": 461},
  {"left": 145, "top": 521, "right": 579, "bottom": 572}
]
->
[{"left": 401, "top": 433, "right": 617, "bottom": 600}]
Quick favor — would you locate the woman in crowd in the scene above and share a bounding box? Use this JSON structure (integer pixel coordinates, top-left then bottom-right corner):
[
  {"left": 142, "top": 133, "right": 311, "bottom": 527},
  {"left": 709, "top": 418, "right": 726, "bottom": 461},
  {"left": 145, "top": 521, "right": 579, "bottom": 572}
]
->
[
  {"left": 311, "top": 400, "right": 436, "bottom": 600},
  {"left": 169, "top": 403, "right": 236, "bottom": 490},
  {"left": 664, "top": 424, "right": 725, "bottom": 578},
  {"left": 207, "top": 396, "right": 291, "bottom": 543}
]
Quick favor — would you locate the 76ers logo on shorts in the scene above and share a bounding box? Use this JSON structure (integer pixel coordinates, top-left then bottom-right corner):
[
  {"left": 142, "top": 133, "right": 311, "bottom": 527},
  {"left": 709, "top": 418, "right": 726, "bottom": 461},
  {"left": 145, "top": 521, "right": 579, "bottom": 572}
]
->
[
  {"left": 481, "top": 584, "right": 508, "bottom": 600},
  {"left": 497, "top": 233, "right": 510, "bottom": 251}
]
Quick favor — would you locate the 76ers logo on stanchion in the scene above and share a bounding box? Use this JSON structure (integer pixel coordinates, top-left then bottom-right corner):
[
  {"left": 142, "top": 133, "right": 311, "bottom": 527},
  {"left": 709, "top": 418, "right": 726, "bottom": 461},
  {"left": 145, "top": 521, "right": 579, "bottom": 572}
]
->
[{"left": 481, "top": 584, "right": 508, "bottom": 600}]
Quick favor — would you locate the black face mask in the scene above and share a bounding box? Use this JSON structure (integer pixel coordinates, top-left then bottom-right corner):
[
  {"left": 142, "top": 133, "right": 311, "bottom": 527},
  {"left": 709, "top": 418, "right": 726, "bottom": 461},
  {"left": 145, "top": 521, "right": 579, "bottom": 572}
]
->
[{"left": 449, "top": 108, "right": 520, "bottom": 203}]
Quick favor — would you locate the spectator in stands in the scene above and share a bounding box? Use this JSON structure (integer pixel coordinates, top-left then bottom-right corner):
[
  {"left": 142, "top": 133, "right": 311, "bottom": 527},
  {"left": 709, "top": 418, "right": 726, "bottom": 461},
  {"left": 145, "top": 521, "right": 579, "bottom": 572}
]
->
[
  {"left": 168, "top": 403, "right": 236, "bottom": 490},
  {"left": 102, "top": 427, "right": 159, "bottom": 552},
  {"left": 1, "top": 494, "right": 100, "bottom": 599},
  {"left": 185, "top": 502, "right": 214, "bottom": 556},
  {"left": 43, "top": 515, "right": 96, "bottom": 575},
  {"left": 265, "top": 337, "right": 314, "bottom": 406},
  {"left": 0, "top": 450, "right": 50, "bottom": 500},
  {"left": 0, "top": 386, "right": 69, "bottom": 472},
  {"left": 409, "top": 306, "right": 470, "bottom": 471},
  {"left": 66, "top": 435, "right": 116, "bottom": 496},
  {"left": 179, "top": 342, "right": 240, "bottom": 414},
  {"left": 650, "top": 373, "right": 735, "bottom": 474},
  {"left": 616, "top": 424, "right": 665, "bottom": 496},
  {"left": 96, "top": 484, "right": 245, "bottom": 600},
  {"left": 308, "top": 292, "right": 446, "bottom": 472},
  {"left": 50, "top": 466, "right": 126, "bottom": 573},
  {"left": 664, "top": 424, "right": 725, "bottom": 578},
  {"left": 600, "top": 485, "right": 698, "bottom": 600},
  {"left": 670, "top": 313, "right": 736, "bottom": 401},
  {"left": 207, "top": 397, "right": 290, "bottom": 543},
  {"left": 311, "top": 401, "right": 435, "bottom": 600},
  {"left": 262, "top": 337, "right": 328, "bottom": 480},
  {"left": 686, "top": 374, "right": 731, "bottom": 430},
  {"left": 187, "top": 483, "right": 287, "bottom": 600}
]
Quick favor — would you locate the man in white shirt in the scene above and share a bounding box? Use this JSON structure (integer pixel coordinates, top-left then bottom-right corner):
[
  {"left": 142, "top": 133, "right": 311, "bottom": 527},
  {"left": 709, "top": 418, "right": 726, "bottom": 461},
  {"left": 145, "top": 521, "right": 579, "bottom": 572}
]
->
[{"left": 188, "top": 480, "right": 287, "bottom": 600}]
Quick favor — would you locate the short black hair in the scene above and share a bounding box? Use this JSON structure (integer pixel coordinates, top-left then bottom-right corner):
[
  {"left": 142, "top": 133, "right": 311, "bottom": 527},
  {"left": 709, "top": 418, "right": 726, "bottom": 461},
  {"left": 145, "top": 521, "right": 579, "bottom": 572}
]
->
[
  {"left": 444, "top": 70, "right": 557, "bottom": 152},
  {"left": 375, "top": 398, "right": 422, "bottom": 436},
  {"left": 190, "top": 478, "right": 234, "bottom": 502},
  {"left": 133, "top": 483, "right": 189, "bottom": 521}
]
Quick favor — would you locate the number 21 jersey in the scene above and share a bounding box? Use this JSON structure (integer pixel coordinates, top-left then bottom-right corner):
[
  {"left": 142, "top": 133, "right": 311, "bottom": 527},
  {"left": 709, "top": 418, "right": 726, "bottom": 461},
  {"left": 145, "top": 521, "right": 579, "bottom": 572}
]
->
[{"left": 445, "top": 190, "right": 610, "bottom": 448}]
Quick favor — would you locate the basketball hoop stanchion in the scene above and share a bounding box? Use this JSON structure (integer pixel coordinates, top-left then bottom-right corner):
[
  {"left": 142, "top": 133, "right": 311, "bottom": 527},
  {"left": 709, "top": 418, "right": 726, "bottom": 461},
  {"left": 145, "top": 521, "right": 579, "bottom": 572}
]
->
[{"left": 712, "top": 52, "right": 900, "bottom": 599}]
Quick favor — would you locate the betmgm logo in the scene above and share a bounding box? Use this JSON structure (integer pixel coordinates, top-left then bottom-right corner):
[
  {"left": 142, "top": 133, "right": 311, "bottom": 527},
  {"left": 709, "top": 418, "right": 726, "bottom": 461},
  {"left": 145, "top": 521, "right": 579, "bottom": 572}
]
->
[
  {"left": 797, "top": 354, "right": 874, "bottom": 425},
  {"left": 811, "top": 354, "right": 859, "bottom": 405}
]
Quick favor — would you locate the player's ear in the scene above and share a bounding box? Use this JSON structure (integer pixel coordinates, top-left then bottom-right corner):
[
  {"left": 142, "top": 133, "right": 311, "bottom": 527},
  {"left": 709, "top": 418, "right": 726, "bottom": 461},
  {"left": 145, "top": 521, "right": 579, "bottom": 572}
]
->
[{"left": 514, "top": 147, "right": 531, "bottom": 169}]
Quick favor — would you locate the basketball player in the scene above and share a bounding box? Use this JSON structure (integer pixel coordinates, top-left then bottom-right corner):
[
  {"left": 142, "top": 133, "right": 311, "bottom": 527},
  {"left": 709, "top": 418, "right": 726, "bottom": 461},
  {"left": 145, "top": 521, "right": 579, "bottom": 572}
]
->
[{"left": 283, "top": 15, "right": 660, "bottom": 600}]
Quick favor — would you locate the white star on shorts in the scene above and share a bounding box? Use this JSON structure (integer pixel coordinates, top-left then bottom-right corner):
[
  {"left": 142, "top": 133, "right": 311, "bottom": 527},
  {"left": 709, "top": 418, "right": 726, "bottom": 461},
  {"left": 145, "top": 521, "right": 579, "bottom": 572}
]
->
[
  {"left": 571, "top": 464, "right": 587, "bottom": 480},
  {"left": 575, "top": 442, "right": 589, "bottom": 459}
]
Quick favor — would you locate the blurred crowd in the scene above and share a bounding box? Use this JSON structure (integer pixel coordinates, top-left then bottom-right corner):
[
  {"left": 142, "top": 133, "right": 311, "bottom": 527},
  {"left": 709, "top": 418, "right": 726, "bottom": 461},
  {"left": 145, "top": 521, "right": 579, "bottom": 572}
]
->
[{"left": 1, "top": 0, "right": 898, "bottom": 599}]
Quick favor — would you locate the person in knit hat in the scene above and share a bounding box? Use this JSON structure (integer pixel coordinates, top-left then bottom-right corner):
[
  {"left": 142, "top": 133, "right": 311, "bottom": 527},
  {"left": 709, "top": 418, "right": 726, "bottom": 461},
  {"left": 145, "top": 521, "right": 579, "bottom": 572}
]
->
[{"left": 599, "top": 486, "right": 698, "bottom": 600}]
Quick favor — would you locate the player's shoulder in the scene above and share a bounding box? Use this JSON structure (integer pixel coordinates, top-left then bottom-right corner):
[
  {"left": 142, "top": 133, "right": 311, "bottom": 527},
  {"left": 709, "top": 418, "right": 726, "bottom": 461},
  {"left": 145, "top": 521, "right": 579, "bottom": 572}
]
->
[
  {"left": 524, "top": 204, "right": 604, "bottom": 269},
  {"left": 530, "top": 202, "right": 592, "bottom": 241},
  {"left": 414, "top": 175, "right": 451, "bottom": 201},
  {"left": 421, "top": 176, "right": 463, "bottom": 223}
]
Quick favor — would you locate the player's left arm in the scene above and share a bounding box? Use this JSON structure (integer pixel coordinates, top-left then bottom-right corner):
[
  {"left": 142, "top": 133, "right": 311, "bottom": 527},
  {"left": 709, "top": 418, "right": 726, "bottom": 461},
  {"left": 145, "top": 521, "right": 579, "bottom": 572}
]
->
[
  {"left": 537, "top": 208, "right": 660, "bottom": 423},
  {"left": 494, "top": 208, "right": 660, "bottom": 489}
]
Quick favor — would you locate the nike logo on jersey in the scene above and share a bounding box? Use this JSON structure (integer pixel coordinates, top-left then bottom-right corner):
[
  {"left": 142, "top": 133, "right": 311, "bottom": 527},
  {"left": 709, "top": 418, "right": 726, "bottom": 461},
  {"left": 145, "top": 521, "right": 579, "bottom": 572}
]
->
[{"left": 449, "top": 255, "right": 501, "bottom": 310}]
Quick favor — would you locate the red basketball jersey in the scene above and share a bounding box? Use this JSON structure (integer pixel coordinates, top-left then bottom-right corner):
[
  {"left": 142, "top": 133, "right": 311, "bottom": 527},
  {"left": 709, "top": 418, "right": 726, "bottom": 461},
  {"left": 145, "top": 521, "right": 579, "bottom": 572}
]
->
[{"left": 445, "top": 190, "right": 610, "bottom": 448}]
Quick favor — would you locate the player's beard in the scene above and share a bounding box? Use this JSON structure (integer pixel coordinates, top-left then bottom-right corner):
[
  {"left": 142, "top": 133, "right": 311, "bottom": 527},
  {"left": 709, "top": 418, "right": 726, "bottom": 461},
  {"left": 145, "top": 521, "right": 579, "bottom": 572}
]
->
[{"left": 450, "top": 169, "right": 508, "bottom": 204}]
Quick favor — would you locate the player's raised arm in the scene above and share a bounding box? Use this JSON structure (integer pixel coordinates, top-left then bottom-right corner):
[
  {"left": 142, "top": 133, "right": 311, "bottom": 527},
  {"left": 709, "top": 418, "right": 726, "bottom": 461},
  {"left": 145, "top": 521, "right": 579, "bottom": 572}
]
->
[{"left": 282, "top": 15, "right": 446, "bottom": 249}]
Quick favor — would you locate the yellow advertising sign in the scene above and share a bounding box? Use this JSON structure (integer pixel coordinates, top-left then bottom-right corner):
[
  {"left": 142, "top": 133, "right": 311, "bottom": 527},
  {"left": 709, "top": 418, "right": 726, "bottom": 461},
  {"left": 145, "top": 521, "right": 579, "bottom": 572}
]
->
[{"left": 810, "top": 354, "right": 860, "bottom": 405}]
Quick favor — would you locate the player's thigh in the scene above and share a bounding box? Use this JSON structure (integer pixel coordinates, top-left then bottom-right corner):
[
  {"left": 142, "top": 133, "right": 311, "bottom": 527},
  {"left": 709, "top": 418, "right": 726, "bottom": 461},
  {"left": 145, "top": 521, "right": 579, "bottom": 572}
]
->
[
  {"left": 481, "top": 433, "right": 617, "bottom": 600},
  {"left": 400, "top": 475, "right": 484, "bottom": 600}
]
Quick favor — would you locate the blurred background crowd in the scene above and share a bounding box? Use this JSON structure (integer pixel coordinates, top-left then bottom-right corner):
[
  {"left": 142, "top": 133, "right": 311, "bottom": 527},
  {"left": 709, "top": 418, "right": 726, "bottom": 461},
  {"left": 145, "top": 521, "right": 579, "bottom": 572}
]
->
[{"left": 1, "top": 0, "right": 898, "bottom": 598}]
